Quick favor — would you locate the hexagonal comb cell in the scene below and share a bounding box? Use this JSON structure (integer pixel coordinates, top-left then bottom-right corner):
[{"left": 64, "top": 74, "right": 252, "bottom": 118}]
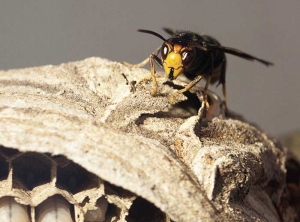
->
[
  {"left": 84, "top": 196, "right": 109, "bottom": 222},
  {"left": 36, "top": 195, "right": 74, "bottom": 222},
  {"left": 11, "top": 152, "right": 52, "bottom": 190},
  {"left": 56, "top": 160, "right": 100, "bottom": 194},
  {"left": 0, "top": 146, "right": 144, "bottom": 221},
  {"left": 0, "top": 196, "right": 31, "bottom": 222}
]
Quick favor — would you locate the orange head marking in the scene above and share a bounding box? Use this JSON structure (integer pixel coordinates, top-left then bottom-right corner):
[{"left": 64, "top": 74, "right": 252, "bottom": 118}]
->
[
  {"left": 161, "top": 43, "right": 184, "bottom": 80},
  {"left": 137, "top": 29, "right": 196, "bottom": 80}
]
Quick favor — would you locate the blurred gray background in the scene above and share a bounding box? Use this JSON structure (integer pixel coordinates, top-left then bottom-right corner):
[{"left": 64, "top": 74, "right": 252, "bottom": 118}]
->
[{"left": 0, "top": 1, "right": 299, "bottom": 136}]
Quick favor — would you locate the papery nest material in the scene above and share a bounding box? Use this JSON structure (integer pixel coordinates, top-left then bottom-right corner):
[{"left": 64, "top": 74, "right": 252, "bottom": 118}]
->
[{"left": 0, "top": 57, "right": 297, "bottom": 221}]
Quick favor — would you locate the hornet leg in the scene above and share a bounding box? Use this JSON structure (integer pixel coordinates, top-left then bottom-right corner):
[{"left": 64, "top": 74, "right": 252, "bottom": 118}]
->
[{"left": 168, "top": 74, "right": 203, "bottom": 104}]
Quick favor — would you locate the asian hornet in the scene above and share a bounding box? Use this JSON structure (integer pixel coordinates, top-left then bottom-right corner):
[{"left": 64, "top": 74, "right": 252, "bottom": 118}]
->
[{"left": 123, "top": 28, "right": 273, "bottom": 113}]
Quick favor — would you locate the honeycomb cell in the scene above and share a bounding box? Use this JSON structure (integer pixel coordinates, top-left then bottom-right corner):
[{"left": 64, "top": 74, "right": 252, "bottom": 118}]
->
[
  {"left": 12, "top": 152, "right": 52, "bottom": 190},
  {"left": 0, "top": 155, "right": 9, "bottom": 181},
  {"left": 126, "top": 197, "right": 167, "bottom": 222},
  {"left": 0, "top": 196, "right": 30, "bottom": 222},
  {"left": 84, "top": 196, "right": 108, "bottom": 222},
  {"left": 36, "top": 195, "right": 74, "bottom": 222},
  {"left": 56, "top": 160, "right": 99, "bottom": 194}
]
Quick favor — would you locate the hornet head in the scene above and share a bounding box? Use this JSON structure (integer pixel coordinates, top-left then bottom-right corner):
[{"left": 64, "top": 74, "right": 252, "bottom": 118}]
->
[{"left": 138, "top": 29, "right": 197, "bottom": 80}]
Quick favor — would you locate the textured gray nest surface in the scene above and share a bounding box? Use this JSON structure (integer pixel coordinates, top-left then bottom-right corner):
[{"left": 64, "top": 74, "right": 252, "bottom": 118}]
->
[{"left": 0, "top": 57, "right": 298, "bottom": 221}]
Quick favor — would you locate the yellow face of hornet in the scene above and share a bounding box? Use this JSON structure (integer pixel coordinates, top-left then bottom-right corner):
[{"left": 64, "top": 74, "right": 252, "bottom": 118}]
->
[{"left": 161, "top": 42, "right": 195, "bottom": 80}]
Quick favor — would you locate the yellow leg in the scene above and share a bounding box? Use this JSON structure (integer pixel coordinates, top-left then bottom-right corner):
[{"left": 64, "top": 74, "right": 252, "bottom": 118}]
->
[
  {"left": 122, "top": 58, "right": 149, "bottom": 68},
  {"left": 168, "top": 75, "right": 203, "bottom": 104},
  {"left": 195, "top": 76, "right": 212, "bottom": 118},
  {"left": 122, "top": 46, "right": 162, "bottom": 97},
  {"left": 122, "top": 46, "right": 161, "bottom": 68}
]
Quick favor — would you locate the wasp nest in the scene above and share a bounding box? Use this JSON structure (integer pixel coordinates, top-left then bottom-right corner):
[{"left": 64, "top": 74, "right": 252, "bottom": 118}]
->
[{"left": 0, "top": 57, "right": 298, "bottom": 221}]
